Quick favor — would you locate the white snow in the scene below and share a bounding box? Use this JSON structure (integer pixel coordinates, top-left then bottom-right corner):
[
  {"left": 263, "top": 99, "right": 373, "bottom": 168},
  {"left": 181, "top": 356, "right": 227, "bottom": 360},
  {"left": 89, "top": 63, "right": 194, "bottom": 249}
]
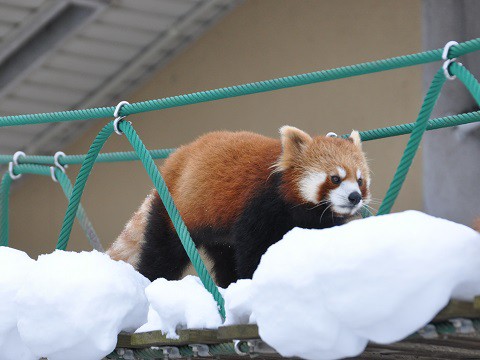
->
[
  {"left": 2, "top": 210, "right": 480, "bottom": 360},
  {"left": 14, "top": 250, "right": 150, "bottom": 360},
  {"left": 0, "top": 247, "right": 36, "bottom": 360},
  {"left": 249, "top": 210, "right": 480, "bottom": 360},
  {"left": 224, "top": 279, "right": 256, "bottom": 326},
  {"left": 136, "top": 275, "right": 223, "bottom": 339},
  {"left": 135, "top": 305, "right": 166, "bottom": 334}
]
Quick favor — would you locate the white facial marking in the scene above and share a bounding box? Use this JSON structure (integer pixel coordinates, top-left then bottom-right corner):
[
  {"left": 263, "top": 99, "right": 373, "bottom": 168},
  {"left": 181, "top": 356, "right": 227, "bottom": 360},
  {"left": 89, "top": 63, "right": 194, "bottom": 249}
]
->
[
  {"left": 299, "top": 172, "right": 326, "bottom": 203},
  {"left": 357, "top": 169, "right": 362, "bottom": 179},
  {"left": 329, "top": 180, "right": 362, "bottom": 215},
  {"left": 337, "top": 167, "right": 346, "bottom": 179}
]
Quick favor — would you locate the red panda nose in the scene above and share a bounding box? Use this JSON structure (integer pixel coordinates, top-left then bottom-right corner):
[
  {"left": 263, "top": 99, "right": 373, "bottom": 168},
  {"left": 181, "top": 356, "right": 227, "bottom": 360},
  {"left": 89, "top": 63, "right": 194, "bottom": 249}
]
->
[{"left": 348, "top": 192, "right": 362, "bottom": 205}]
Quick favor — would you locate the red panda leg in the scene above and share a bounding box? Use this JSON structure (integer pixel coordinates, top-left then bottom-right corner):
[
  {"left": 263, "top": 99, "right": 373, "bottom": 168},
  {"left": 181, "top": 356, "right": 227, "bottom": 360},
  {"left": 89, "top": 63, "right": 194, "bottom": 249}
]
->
[
  {"left": 202, "top": 242, "right": 238, "bottom": 288},
  {"left": 137, "top": 196, "right": 192, "bottom": 282}
]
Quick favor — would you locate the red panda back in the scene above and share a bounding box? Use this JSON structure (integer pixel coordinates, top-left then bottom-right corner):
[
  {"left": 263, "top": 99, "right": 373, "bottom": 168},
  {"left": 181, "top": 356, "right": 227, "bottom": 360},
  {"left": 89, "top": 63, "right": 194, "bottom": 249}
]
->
[{"left": 161, "top": 131, "right": 281, "bottom": 230}]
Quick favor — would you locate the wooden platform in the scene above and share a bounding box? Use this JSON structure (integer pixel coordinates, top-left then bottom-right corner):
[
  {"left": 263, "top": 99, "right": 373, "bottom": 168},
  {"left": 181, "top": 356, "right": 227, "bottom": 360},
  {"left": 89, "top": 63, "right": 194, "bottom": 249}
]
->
[{"left": 110, "top": 300, "right": 480, "bottom": 359}]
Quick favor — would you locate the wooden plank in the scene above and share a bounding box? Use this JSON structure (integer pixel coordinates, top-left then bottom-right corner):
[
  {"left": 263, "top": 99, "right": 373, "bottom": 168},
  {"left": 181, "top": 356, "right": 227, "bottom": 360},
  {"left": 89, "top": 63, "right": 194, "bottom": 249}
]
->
[
  {"left": 474, "top": 296, "right": 480, "bottom": 310},
  {"left": 368, "top": 340, "right": 480, "bottom": 358},
  {"left": 406, "top": 336, "right": 480, "bottom": 350},
  {"left": 117, "top": 301, "right": 480, "bottom": 354},
  {"left": 433, "top": 300, "right": 480, "bottom": 321},
  {"left": 218, "top": 324, "right": 260, "bottom": 340},
  {"left": 120, "top": 329, "right": 219, "bottom": 348}
]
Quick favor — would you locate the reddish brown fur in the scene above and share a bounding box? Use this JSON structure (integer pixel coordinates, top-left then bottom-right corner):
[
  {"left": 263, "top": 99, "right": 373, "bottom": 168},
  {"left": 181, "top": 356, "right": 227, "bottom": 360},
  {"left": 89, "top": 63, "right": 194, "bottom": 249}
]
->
[
  {"left": 160, "top": 131, "right": 281, "bottom": 229},
  {"left": 161, "top": 130, "right": 369, "bottom": 230},
  {"left": 109, "top": 127, "right": 370, "bottom": 270},
  {"left": 276, "top": 128, "right": 370, "bottom": 204}
]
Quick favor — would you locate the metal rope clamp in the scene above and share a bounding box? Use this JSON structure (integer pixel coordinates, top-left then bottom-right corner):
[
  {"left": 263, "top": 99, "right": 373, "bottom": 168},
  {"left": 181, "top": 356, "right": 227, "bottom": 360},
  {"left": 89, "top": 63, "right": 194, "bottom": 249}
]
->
[
  {"left": 442, "top": 40, "right": 460, "bottom": 80},
  {"left": 50, "top": 151, "right": 67, "bottom": 183},
  {"left": 8, "top": 151, "right": 26, "bottom": 180},
  {"left": 234, "top": 340, "right": 248, "bottom": 356},
  {"left": 113, "top": 100, "right": 130, "bottom": 135},
  {"left": 155, "top": 346, "right": 181, "bottom": 359},
  {"left": 188, "top": 344, "right": 210, "bottom": 357}
]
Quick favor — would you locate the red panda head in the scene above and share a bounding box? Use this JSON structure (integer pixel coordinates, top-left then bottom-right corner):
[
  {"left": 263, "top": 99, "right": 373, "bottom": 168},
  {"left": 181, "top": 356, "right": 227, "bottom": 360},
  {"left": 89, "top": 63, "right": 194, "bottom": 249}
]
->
[{"left": 274, "top": 126, "right": 371, "bottom": 217}]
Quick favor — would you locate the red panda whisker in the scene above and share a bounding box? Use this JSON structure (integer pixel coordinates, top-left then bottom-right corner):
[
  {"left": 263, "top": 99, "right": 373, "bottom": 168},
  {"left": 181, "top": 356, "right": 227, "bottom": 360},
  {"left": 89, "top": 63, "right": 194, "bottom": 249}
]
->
[
  {"left": 319, "top": 203, "right": 334, "bottom": 224},
  {"left": 307, "top": 202, "right": 328, "bottom": 211},
  {"left": 362, "top": 204, "right": 378, "bottom": 213}
]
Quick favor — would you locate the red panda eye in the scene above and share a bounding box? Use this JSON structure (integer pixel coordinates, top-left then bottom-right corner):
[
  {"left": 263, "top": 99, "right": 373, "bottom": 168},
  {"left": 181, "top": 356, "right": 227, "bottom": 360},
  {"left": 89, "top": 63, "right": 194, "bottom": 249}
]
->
[
  {"left": 358, "top": 178, "right": 363, "bottom": 186},
  {"left": 331, "top": 175, "right": 341, "bottom": 184}
]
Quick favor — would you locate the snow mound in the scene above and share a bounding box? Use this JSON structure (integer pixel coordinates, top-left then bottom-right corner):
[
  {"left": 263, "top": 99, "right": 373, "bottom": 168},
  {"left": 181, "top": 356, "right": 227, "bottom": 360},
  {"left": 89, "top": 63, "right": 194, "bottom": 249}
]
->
[
  {"left": 224, "top": 279, "right": 256, "bottom": 326},
  {"left": 251, "top": 211, "right": 480, "bottom": 360},
  {"left": 138, "top": 275, "right": 222, "bottom": 338},
  {"left": 15, "top": 250, "right": 150, "bottom": 360},
  {"left": 135, "top": 305, "right": 165, "bottom": 334},
  {"left": 0, "top": 247, "right": 36, "bottom": 360}
]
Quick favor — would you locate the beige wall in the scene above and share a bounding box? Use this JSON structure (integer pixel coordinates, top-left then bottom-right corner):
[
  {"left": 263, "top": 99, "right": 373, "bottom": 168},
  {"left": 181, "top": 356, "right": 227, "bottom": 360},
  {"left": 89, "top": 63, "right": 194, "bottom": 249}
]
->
[{"left": 9, "top": 0, "right": 422, "bottom": 257}]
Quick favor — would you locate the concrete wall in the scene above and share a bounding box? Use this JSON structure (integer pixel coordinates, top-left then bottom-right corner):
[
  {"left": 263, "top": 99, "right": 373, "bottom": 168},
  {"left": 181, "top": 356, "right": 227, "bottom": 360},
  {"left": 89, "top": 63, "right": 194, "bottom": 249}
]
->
[
  {"left": 9, "top": 0, "right": 422, "bottom": 257},
  {"left": 422, "top": 0, "right": 480, "bottom": 226}
]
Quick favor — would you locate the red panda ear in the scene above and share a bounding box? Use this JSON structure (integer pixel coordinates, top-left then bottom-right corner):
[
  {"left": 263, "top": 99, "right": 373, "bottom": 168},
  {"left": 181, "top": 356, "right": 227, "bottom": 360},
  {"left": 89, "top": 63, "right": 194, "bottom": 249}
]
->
[
  {"left": 280, "top": 126, "right": 312, "bottom": 152},
  {"left": 348, "top": 130, "right": 362, "bottom": 149},
  {"left": 276, "top": 126, "right": 312, "bottom": 170}
]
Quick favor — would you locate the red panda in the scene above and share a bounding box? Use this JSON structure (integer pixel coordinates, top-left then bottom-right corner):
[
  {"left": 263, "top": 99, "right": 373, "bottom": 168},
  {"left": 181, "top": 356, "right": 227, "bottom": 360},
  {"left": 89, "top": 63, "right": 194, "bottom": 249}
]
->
[{"left": 108, "top": 126, "right": 371, "bottom": 287}]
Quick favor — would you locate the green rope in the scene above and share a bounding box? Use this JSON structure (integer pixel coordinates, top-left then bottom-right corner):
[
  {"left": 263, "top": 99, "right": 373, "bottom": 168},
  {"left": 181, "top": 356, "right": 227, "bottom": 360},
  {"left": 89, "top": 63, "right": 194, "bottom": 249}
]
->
[
  {"left": 1, "top": 110, "right": 479, "bottom": 168},
  {"left": 57, "top": 121, "right": 225, "bottom": 318},
  {"left": 377, "top": 68, "right": 446, "bottom": 214},
  {"left": 0, "top": 173, "right": 12, "bottom": 246},
  {"left": 377, "top": 62, "right": 480, "bottom": 215},
  {"left": 57, "top": 124, "right": 114, "bottom": 251},
  {"left": 55, "top": 170, "right": 103, "bottom": 252},
  {"left": 450, "top": 62, "right": 480, "bottom": 103},
  {"left": 0, "top": 149, "right": 174, "bottom": 166},
  {"left": 0, "top": 164, "right": 100, "bottom": 249},
  {"left": 1, "top": 39, "right": 480, "bottom": 128},
  {"left": 353, "top": 110, "right": 480, "bottom": 141}
]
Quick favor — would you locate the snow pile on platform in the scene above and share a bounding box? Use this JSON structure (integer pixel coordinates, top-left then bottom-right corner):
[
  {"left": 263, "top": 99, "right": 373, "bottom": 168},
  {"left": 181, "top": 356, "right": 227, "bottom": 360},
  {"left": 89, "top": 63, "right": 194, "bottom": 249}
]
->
[
  {"left": 249, "top": 211, "right": 480, "bottom": 360},
  {"left": 0, "top": 247, "right": 36, "bottom": 360},
  {"left": 15, "top": 250, "right": 150, "bottom": 360},
  {"left": 224, "top": 279, "right": 256, "bottom": 325},
  {"left": 136, "top": 275, "right": 222, "bottom": 338}
]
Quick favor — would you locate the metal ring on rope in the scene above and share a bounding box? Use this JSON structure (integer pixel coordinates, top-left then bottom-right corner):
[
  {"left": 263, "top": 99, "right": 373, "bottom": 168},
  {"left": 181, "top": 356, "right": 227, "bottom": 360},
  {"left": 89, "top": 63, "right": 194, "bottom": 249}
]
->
[
  {"left": 54, "top": 151, "right": 68, "bottom": 172},
  {"left": 113, "top": 101, "right": 130, "bottom": 135},
  {"left": 442, "top": 41, "right": 459, "bottom": 80},
  {"left": 8, "top": 151, "right": 26, "bottom": 180},
  {"left": 51, "top": 151, "right": 68, "bottom": 182},
  {"left": 233, "top": 341, "right": 248, "bottom": 356}
]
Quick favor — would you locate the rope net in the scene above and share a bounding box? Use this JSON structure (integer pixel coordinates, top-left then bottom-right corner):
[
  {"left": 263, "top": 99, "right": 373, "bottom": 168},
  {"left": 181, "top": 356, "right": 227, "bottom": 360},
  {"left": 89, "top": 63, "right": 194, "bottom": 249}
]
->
[{"left": 1, "top": 38, "right": 480, "bottom": 317}]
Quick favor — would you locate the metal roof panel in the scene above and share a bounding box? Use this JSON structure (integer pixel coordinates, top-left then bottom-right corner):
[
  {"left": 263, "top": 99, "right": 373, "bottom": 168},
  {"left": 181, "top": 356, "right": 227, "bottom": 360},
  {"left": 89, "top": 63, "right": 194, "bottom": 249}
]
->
[{"left": 0, "top": 0, "right": 242, "bottom": 156}]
